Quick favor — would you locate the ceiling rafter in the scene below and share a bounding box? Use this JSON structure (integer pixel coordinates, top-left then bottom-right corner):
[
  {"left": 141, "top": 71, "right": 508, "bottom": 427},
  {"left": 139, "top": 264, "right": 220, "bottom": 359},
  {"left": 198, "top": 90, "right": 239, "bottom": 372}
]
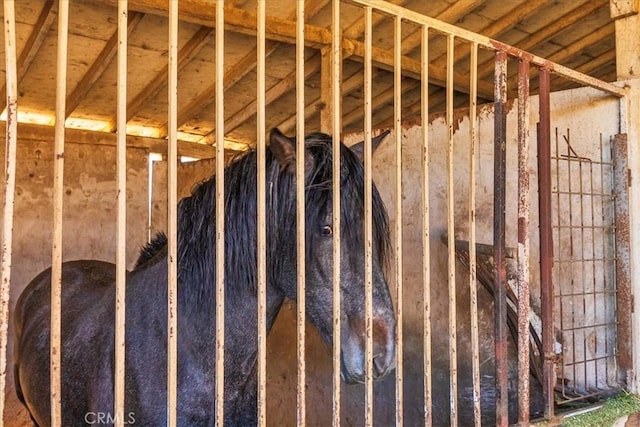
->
[
  {"left": 342, "top": 78, "right": 420, "bottom": 129},
  {"left": 276, "top": 68, "right": 383, "bottom": 135},
  {"left": 66, "top": 12, "right": 145, "bottom": 120},
  {"left": 0, "top": 1, "right": 57, "bottom": 111},
  {"left": 429, "top": 0, "right": 551, "bottom": 69},
  {"left": 399, "top": 0, "right": 486, "bottom": 55},
  {"left": 215, "top": 52, "right": 322, "bottom": 138},
  {"left": 475, "top": 0, "right": 607, "bottom": 79},
  {"left": 159, "top": 0, "right": 328, "bottom": 140},
  {"left": 119, "top": 25, "right": 215, "bottom": 129}
]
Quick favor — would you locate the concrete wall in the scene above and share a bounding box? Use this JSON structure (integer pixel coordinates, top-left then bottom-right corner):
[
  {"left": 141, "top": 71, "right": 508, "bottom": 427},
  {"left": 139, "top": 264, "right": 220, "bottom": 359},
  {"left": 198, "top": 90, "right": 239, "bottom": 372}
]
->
[{"left": 1, "top": 82, "right": 628, "bottom": 425}]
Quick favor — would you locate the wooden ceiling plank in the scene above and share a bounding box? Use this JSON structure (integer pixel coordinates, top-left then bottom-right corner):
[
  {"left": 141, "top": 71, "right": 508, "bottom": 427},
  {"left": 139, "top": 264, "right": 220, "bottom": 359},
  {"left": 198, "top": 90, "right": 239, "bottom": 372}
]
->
[
  {"left": 66, "top": 12, "right": 144, "bottom": 119},
  {"left": 401, "top": 0, "right": 486, "bottom": 54},
  {"left": 343, "top": 0, "right": 407, "bottom": 40},
  {"left": 342, "top": 78, "right": 419, "bottom": 129},
  {"left": 476, "top": 1, "right": 607, "bottom": 78},
  {"left": 122, "top": 25, "right": 215, "bottom": 128},
  {"left": 157, "top": 41, "right": 280, "bottom": 138},
  {"left": 222, "top": 53, "right": 321, "bottom": 135},
  {"left": 165, "top": 1, "right": 327, "bottom": 141},
  {"left": 429, "top": 0, "right": 551, "bottom": 67},
  {"left": 277, "top": 68, "right": 383, "bottom": 134},
  {"left": 552, "top": 49, "right": 616, "bottom": 91},
  {"left": 0, "top": 1, "right": 57, "bottom": 110}
]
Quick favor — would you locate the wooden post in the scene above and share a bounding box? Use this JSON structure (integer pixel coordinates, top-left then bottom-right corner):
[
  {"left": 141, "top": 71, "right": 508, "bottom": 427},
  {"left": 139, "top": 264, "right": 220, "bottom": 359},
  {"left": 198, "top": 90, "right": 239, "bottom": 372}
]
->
[{"left": 611, "top": 0, "right": 640, "bottom": 79}]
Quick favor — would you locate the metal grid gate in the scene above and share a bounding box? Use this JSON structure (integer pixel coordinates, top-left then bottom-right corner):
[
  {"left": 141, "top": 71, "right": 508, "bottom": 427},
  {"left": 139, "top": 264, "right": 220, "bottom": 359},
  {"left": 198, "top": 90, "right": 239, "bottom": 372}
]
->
[
  {"left": 0, "top": 1, "right": 631, "bottom": 426},
  {"left": 551, "top": 129, "right": 623, "bottom": 405}
]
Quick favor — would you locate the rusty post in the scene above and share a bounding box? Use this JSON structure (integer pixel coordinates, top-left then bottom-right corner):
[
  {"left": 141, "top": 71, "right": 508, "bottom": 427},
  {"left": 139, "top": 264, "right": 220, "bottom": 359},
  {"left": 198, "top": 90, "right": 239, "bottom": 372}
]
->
[
  {"left": 537, "top": 67, "right": 555, "bottom": 420},
  {"left": 517, "top": 59, "right": 531, "bottom": 425},
  {"left": 493, "top": 50, "right": 508, "bottom": 427}
]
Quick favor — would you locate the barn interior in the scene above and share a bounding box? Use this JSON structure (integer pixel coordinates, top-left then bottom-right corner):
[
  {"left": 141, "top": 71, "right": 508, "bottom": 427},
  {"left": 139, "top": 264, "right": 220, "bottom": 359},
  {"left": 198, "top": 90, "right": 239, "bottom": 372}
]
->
[{"left": 1, "top": 0, "right": 639, "bottom": 425}]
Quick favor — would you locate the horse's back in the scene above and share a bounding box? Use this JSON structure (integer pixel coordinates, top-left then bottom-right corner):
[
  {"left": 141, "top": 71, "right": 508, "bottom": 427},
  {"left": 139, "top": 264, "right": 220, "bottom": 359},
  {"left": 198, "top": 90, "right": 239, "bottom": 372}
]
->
[{"left": 14, "top": 260, "right": 117, "bottom": 426}]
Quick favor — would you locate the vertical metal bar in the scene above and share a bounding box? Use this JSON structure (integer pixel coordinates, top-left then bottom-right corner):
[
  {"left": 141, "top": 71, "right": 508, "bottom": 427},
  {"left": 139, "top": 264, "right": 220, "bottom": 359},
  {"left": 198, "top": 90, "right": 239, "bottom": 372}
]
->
[
  {"left": 114, "top": 2, "right": 128, "bottom": 425},
  {"left": 420, "top": 24, "right": 432, "bottom": 427},
  {"left": 256, "top": 1, "right": 268, "bottom": 426},
  {"left": 363, "top": 6, "right": 374, "bottom": 427},
  {"left": 295, "top": 1, "right": 307, "bottom": 425},
  {"left": 51, "top": 1, "right": 69, "bottom": 425},
  {"left": 393, "top": 13, "right": 404, "bottom": 427},
  {"left": 0, "top": 1, "right": 18, "bottom": 422},
  {"left": 331, "top": 0, "right": 342, "bottom": 425},
  {"left": 445, "top": 33, "right": 458, "bottom": 427},
  {"left": 214, "top": 0, "right": 226, "bottom": 425},
  {"left": 167, "top": 1, "right": 179, "bottom": 426},
  {"left": 537, "top": 67, "right": 555, "bottom": 420},
  {"left": 468, "top": 41, "right": 481, "bottom": 427},
  {"left": 517, "top": 59, "right": 531, "bottom": 425},
  {"left": 493, "top": 50, "right": 508, "bottom": 427}
]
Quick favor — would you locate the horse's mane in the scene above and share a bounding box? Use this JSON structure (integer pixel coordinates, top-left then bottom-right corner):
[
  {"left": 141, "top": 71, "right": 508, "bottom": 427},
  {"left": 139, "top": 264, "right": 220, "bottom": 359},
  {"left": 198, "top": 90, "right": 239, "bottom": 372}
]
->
[
  {"left": 135, "top": 232, "right": 168, "bottom": 269},
  {"left": 136, "top": 132, "right": 390, "bottom": 305}
]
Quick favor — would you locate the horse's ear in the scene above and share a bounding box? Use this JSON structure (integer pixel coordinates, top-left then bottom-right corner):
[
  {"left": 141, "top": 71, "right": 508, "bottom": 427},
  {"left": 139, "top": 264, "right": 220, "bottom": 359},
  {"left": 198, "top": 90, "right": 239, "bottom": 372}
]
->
[
  {"left": 350, "top": 129, "right": 391, "bottom": 161},
  {"left": 269, "top": 128, "right": 314, "bottom": 175}
]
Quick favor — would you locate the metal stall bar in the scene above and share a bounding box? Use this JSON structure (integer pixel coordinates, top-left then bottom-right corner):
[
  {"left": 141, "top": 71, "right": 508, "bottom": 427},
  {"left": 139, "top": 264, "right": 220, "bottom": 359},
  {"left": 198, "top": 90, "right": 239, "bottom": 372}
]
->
[
  {"left": 393, "top": 13, "right": 404, "bottom": 427},
  {"left": 468, "top": 41, "right": 481, "bottom": 427},
  {"left": 363, "top": 6, "right": 374, "bottom": 426},
  {"left": 51, "top": 1, "right": 70, "bottom": 424},
  {"left": 331, "top": 0, "right": 342, "bottom": 424},
  {"left": 0, "top": 0, "right": 18, "bottom": 422},
  {"left": 420, "top": 25, "right": 433, "bottom": 427},
  {"left": 167, "top": 1, "right": 179, "bottom": 426},
  {"left": 114, "top": 1, "right": 129, "bottom": 425},
  {"left": 420, "top": 23, "right": 432, "bottom": 427},
  {"left": 493, "top": 50, "right": 508, "bottom": 427},
  {"left": 215, "top": 1, "right": 226, "bottom": 425},
  {"left": 445, "top": 33, "right": 458, "bottom": 427},
  {"left": 517, "top": 58, "right": 531, "bottom": 425},
  {"left": 295, "top": 1, "right": 307, "bottom": 425},
  {"left": 256, "top": 1, "right": 267, "bottom": 425},
  {"left": 537, "top": 67, "right": 555, "bottom": 420}
]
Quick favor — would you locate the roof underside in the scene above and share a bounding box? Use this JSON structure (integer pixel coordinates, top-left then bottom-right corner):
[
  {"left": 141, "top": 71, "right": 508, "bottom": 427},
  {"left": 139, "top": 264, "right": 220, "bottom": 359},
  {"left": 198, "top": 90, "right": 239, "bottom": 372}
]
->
[{"left": 0, "top": 0, "right": 619, "bottom": 159}]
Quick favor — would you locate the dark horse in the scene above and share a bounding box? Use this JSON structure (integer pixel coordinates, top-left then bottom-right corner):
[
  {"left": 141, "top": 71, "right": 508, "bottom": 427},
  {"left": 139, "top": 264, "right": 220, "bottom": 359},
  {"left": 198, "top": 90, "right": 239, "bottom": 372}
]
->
[{"left": 13, "top": 129, "right": 396, "bottom": 426}]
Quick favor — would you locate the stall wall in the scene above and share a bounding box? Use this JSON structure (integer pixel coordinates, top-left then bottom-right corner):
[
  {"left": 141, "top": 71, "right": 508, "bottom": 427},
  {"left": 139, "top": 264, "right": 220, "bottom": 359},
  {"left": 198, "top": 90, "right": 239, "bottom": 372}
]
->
[{"left": 1, "top": 140, "right": 149, "bottom": 426}]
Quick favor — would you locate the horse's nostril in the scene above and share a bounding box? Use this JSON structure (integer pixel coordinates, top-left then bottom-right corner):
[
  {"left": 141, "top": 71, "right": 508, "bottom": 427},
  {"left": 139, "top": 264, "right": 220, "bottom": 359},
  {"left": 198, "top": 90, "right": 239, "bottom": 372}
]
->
[{"left": 373, "top": 353, "right": 386, "bottom": 376}]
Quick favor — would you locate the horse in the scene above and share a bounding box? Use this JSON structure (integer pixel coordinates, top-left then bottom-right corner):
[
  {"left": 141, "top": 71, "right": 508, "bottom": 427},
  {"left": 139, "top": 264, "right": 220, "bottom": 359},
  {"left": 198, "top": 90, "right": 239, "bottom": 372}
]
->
[{"left": 13, "top": 128, "right": 396, "bottom": 426}]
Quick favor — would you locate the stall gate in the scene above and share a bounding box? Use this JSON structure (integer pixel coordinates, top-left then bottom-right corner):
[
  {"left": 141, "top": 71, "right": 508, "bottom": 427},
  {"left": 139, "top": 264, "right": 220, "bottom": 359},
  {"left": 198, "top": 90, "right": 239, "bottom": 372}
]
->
[{"left": 0, "top": 1, "right": 630, "bottom": 426}]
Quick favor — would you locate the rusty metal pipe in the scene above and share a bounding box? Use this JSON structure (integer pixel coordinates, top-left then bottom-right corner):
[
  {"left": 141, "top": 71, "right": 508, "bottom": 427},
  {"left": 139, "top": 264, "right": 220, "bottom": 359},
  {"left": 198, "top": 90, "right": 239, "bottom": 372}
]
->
[
  {"left": 537, "top": 67, "right": 555, "bottom": 420},
  {"left": 493, "top": 50, "right": 508, "bottom": 427}
]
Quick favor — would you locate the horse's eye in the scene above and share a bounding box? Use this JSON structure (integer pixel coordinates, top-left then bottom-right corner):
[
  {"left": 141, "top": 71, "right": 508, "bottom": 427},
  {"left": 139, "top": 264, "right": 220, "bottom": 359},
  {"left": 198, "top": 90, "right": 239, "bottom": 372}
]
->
[{"left": 321, "top": 225, "right": 333, "bottom": 236}]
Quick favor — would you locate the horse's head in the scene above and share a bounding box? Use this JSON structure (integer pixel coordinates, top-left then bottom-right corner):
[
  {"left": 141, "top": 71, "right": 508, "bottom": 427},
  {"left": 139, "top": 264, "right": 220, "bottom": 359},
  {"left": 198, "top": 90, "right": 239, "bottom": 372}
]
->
[{"left": 269, "top": 129, "right": 396, "bottom": 384}]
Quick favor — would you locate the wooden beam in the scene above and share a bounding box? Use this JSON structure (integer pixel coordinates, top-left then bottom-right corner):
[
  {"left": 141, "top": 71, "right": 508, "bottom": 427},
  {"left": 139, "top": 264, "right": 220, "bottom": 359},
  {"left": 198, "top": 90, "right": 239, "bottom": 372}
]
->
[
  {"left": 476, "top": 1, "right": 607, "bottom": 79},
  {"left": 2, "top": 121, "right": 217, "bottom": 159},
  {"left": 220, "top": 53, "right": 321, "bottom": 136},
  {"left": 0, "top": 1, "right": 57, "bottom": 111},
  {"left": 343, "top": 0, "right": 407, "bottom": 39},
  {"left": 611, "top": 0, "right": 640, "bottom": 78},
  {"left": 429, "top": 0, "right": 550, "bottom": 68},
  {"left": 66, "top": 12, "right": 144, "bottom": 119},
  {"left": 400, "top": 0, "right": 485, "bottom": 54},
  {"left": 123, "top": 25, "right": 215, "bottom": 127},
  {"left": 342, "top": 78, "right": 419, "bottom": 129},
  {"left": 158, "top": 1, "right": 326, "bottom": 139}
]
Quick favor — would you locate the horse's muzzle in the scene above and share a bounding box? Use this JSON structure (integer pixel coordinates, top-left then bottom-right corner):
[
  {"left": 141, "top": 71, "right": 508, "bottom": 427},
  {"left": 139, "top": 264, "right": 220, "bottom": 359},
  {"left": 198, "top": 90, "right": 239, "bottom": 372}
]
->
[{"left": 340, "top": 315, "right": 396, "bottom": 384}]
